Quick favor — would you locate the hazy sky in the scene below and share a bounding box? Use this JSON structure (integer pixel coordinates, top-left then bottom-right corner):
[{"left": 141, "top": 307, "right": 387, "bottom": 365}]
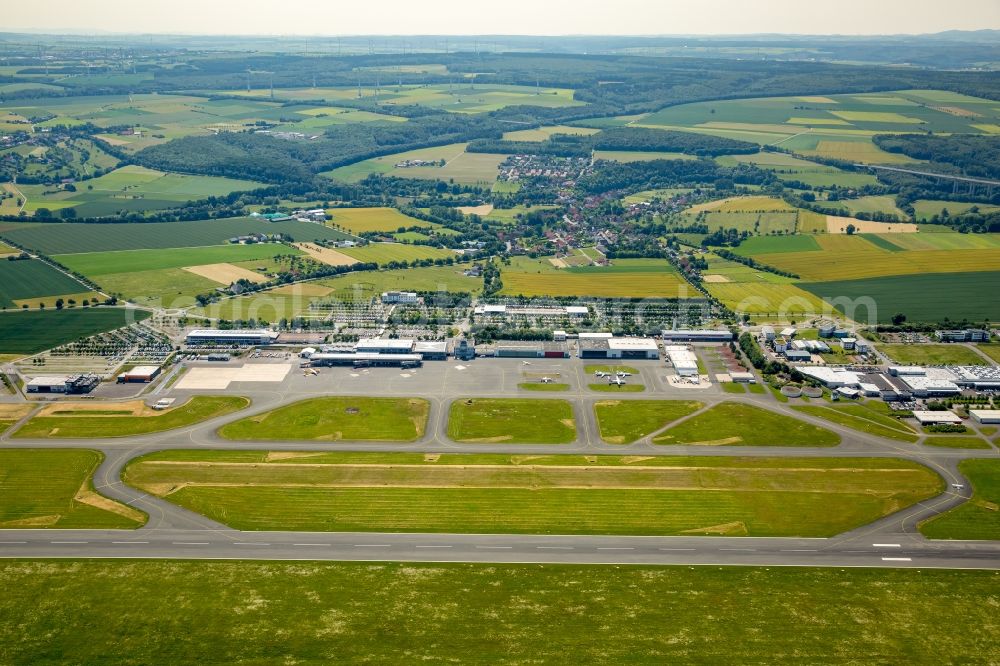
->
[{"left": 6, "top": 0, "right": 1000, "bottom": 36}]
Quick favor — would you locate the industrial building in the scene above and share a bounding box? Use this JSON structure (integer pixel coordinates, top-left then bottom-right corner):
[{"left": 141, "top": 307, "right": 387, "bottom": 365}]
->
[
  {"left": 730, "top": 371, "right": 756, "bottom": 384},
  {"left": 496, "top": 341, "right": 569, "bottom": 358},
  {"left": 936, "top": 329, "right": 990, "bottom": 343},
  {"left": 662, "top": 329, "right": 733, "bottom": 343},
  {"left": 898, "top": 375, "right": 961, "bottom": 398},
  {"left": 761, "top": 326, "right": 775, "bottom": 342},
  {"left": 413, "top": 341, "right": 448, "bottom": 360},
  {"left": 116, "top": 366, "right": 161, "bottom": 383},
  {"left": 186, "top": 329, "right": 279, "bottom": 346},
  {"left": 25, "top": 374, "right": 99, "bottom": 394},
  {"left": 784, "top": 349, "right": 811, "bottom": 362},
  {"left": 970, "top": 410, "right": 1000, "bottom": 424},
  {"left": 665, "top": 345, "right": 699, "bottom": 377},
  {"left": 579, "top": 337, "right": 659, "bottom": 360},
  {"left": 355, "top": 339, "right": 416, "bottom": 355},
  {"left": 912, "top": 410, "right": 963, "bottom": 426}
]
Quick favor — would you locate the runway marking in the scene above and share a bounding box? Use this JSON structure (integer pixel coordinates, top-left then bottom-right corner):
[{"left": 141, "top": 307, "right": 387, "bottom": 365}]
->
[
  {"left": 873, "top": 543, "right": 901, "bottom": 548},
  {"left": 720, "top": 548, "right": 756, "bottom": 552},
  {"left": 597, "top": 547, "right": 634, "bottom": 551},
  {"left": 293, "top": 543, "right": 330, "bottom": 547},
  {"left": 353, "top": 544, "right": 391, "bottom": 548},
  {"left": 112, "top": 541, "right": 149, "bottom": 544},
  {"left": 882, "top": 557, "right": 912, "bottom": 562},
  {"left": 658, "top": 548, "right": 696, "bottom": 551},
  {"left": 476, "top": 546, "right": 512, "bottom": 549},
  {"left": 781, "top": 549, "right": 818, "bottom": 552},
  {"left": 537, "top": 546, "right": 573, "bottom": 550},
  {"left": 415, "top": 545, "right": 453, "bottom": 549},
  {"left": 173, "top": 541, "right": 209, "bottom": 545},
  {"left": 234, "top": 542, "right": 271, "bottom": 546},
  {"left": 51, "top": 541, "right": 87, "bottom": 544},
  {"left": 0, "top": 541, "right": 27, "bottom": 545}
]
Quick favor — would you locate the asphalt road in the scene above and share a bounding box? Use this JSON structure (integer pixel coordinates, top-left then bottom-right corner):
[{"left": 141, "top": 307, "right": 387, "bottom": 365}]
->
[{"left": 2, "top": 357, "right": 998, "bottom": 569}]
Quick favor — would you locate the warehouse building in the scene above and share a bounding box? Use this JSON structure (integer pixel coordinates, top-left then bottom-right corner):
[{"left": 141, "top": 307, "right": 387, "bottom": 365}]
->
[
  {"left": 797, "top": 367, "right": 862, "bottom": 389},
  {"left": 26, "top": 374, "right": 99, "bottom": 394},
  {"left": 665, "top": 345, "right": 699, "bottom": 377},
  {"left": 949, "top": 366, "right": 1000, "bottom": 391},
  {"left": 784, "top": 349, "right": 811, "bottom": 362},
  {"left": 899, "top": 375, "right": 961, "bottom": 398},
  {"left": 579, "top": 337, "right": 659, "bottom": 360},
  {"left": 116, "top": 365, "right": 161, "bottom": 383},
  {"left": 662, "top": 329, "right": 733, "bottom": 343},
  {"left": 912, "top": 410, "right": 963, "bottom": 426},
  {"left": 970, "top": 410, "right": 1000, "bottom": 424},
  {"left": 186, "top": 329, "right": 279, "bottom": 346},
  {"left": 496, "top": 341, "right": 569, "bottom": 359}
]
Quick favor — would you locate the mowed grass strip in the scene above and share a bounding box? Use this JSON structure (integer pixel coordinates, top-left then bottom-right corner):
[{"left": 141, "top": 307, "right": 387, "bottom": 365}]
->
[
  {"left": 124, "top": 452, "right": 940, "bottom": 536},
  {"left": 880, "top": 344, "right": 989, "bottom": 366},
  {"left": 217, "top": 397, "right": 429, "bottom": 442},
  {"left": 920, "top": 459, "right": 1000, "bottom": 540},
  {"left": 653, "top": 402, "right": 840, "bottom": 446},
  {"left": 13, "top": 397, "right": 248, "bottom": 439},
  {"left": 1, "top": 563, "right": 996, "bottom": 665},
  {"left": 595, "top": 400, "right": 704, "bottom": 444},
  {"left": 792, "top": 404, "right": 919, "bottom": 443},
  {"left": 448, "top": 398, "right": 576, "bottom": 444},
  {"left": 0, "top": 449, "right": 145, "bottom": 528}
]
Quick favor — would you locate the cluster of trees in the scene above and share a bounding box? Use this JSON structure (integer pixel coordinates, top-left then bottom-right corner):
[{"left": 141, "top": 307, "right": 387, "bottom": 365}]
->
[
  {"left": 873, "top": 134, "right": 1000, "bottom": 181},
  {"left": 577, "top": 159, "right": 771, "bottom": 195}
]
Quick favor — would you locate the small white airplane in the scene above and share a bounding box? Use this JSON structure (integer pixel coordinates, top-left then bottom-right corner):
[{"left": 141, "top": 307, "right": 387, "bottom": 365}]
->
[
  {"left": 540, "top": 377, "right": 554, "bottom": 384},
  {"left": 594, "top": 371, "right": 608, "bottom": 378},
  {"left": 609, "top": 375, "right": 625, "bottom": 386},
  {"left": 522, "top": 361, "right": 532, "bottom": 366},
  {"left": 616, "top": 371, "right": 632, "bottom": 377}
]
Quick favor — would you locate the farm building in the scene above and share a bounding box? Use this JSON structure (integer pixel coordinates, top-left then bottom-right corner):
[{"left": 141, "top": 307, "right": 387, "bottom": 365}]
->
[
  {"left": 665, "top": 345, "right": 700, "bottom": 377},
  {"left": 381, "top": 291, "right": 419, "bottom": 304},
  {"left": 116, "top": 365, "right": 161, "bottom": 383},
  {"left": 579, "top": 337, "right": 659, "bottom": 360},
  {"left": 186, "top": 329, "right": 279, "bottom": 345},
  {"left": 912, "top": 410, "right": 963, "bottom": 426},
  {"left": 662, "top": 329, "right": 733, "bottom": 343},
  {"left": 413, "top": 341, "right": 448, "bottom": 360},
  {"left": 970, "top": 410, "right": 1000, "bottom": 424},
  {"left": 355, "top": 339, "right": 416, "bottom": 355}
]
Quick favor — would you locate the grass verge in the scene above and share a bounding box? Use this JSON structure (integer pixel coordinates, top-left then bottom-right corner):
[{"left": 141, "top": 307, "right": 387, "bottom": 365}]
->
[
  {"left": 447, "top": 398, "right": 576, "bottom": 444},
  {"left": 654, "top": 402, "right": 840, "bottom": 446},
  {"left": 792, "top": 404, "right": 919, "bottom": 443},
  {"left": 920, "top": 459, "right": 1000, "bottom": 540},
  {"left": 594, "top": 400, "right": 703, "bottom": 444}
]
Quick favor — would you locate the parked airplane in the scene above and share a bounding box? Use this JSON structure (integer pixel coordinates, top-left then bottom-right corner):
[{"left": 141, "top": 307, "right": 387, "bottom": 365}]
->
[
  {"left": 594, "top": 371, "right": 608, "bottom": 378},
  {"left": 609, "top": 375, "right": 625, "bottom": 386},
  {"left": 540, "top": 377, "right": 554, "bottom": 384}
]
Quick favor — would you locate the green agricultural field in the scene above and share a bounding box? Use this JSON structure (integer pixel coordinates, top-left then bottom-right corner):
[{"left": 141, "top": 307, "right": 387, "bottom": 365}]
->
[
  {"left": 793, "top": 403, "right": 919, "bottom": 443},
  {"left": 705, "top": 282, "right": 828, "bottom": 316},
  {"left": 55, "top": 243, "right": 299, "bottom": 277},
  {"left": 594, "top": 400, "right": 704, "bottom": 444},
  {"left": 448, "top": 398, "right": 576, "bottom": 444},
  {"left": 717, "top": 152, "right": 879, "bottom": 188},
  {"left": 880, "top": 344, "right": 989, "bottom": 366},
  {"left": 0, "top": 259, "right": 89, "bottom": 308},
  {"left": 18, "top": 165, "right": 265, "bottom": 217},
  {"left": 802, "top": 272, "right": 1000, "bottom": 324},
  {"left": 2, "top": 563, "right": 993, "bottom": 664},
  {"left": 920, "top": 459, "right": 1000, "bottom": 540},
  {"left": 977, "top": 344, "right": 1000, "bottom": 363},
  {"left": 327, "top": 207, "right": 432, "bottom": 234},
  {"left": 217, "top": 397, "right": 429, "bottom": 442},
  {"left": 502, "top": 125, "right": 600, "bottom": 141},
  {"left": 13, "top": 397, "right": 248, "bottom": 439},
  {"left": 325, "top": 142, "right": 505, "bottom": 184},
  {"left": 653, "top": 402, "right": 840, "bottom": 446},
  {"left": 318, "top": 265, "right": 483, "bottom": 296},
  {"left": 912, "top": 200, "right": 1000, "bottom": 221},
  {"left": 0, "top": 217, "right": 350, "bottom": 255},
  {"left": 733, "top": 234, "right": 821, "bottom": 255},
  {"left": 834, "top": 195, "right": 909, "bottom": 219},
  {"left": 0, "top": 308, "right": 149, "bottom": 354},
  {"left": 124, "top": 451, "right": 939, "bottom": 537},
  {"left": 500, "top": 256, "right": 693, "bottom": 298},
  {"left": 97, "top": 268, "right": 222, "bottom": 308},
  {"left": 338, "top": 243, "right": 455, "bottom": 265},
  {"left": 0, "top": 449, "right": 145, "bottom": 529},
  {"left": 594, "top": 150, "right": 697, "bottom": 162},
  {"left": 485, "top": 205, "right": 559, "bottom": 225}
]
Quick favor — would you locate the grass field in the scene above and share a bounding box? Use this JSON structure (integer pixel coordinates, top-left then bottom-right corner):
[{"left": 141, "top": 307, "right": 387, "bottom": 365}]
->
[
  {"left": 792, "top": 403, "right": 919, "bottom": 443},
  {"left": 920, "top": 459, "right": 1000, "bottom": 540},
  {"left": 594, "top": 400, "right": 704, "bottom": 444},
  {"left": 448, "top": 399, "right": 576, "bottom": 444},
  {"left": 0, "top": 217, "right": 349, "bottom": 255},
  {"left": 217, "top": 397, "right": 429, "bottom": 442},
  {"left": 923, "top": 436, "right": 993, "bottom": 449},
  {"left": 327, "top": 207, "right": 432, "bottom": 234},
  {"left": 337, "top": 243, "right": 455, "bottom": 265},
  {"left": 500, "top": 257, "right": 693, "bottom": 298},
  {"left": 55, "top": 243, "right": 299, "bottom": 277},
  {"left": 502, "top": 125, "right": 600, "bottom": 141},
  {"left": 977, "top": 344, "right": 1000, "bottom": 363},
  {"left": 912, "top": 200, "right": 1000, "bottom": 221},
  {"left": 2, "top": 562, "right": 994, "bottom": 664},
  {"left": 653, "top": 402, "right": 840, "bottom": 446},
  {"left": 125, "top": 450, "right": 939, "bottom": 537},
  {"left": 0, "top": 259, "right": 89, "bottom": 308},
  {"left": 13, "top": 397, "right": 248, "bottom": 439},
  {"left": 0, "top": 308, "right": 149, "bottom": 354},
  {"left": 325, "top": 142, "right": 505, "bottom": 184},
  {"left": 518, "top": 382, "right": 570, "bottom": 391},
  {"left": 588, "top": 383, "right": 645, "bottom": 393},
  {"left": 717, "top": 152, "right": 879, "bottom": 188},
  {"left": 880, "top": 344, "right": 989, "bottom": 366},
  {"left": 802, "top": 272, "right": 1000, "bottom": 324},
  {"left": 0, "top": 449, "right": 145, "bottom": 529}
]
